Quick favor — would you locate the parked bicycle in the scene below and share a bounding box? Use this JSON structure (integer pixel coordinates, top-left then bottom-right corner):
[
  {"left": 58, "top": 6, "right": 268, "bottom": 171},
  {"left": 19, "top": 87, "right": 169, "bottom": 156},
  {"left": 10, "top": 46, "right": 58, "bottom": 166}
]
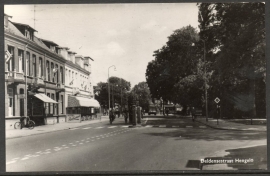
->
[{"left": 14, "top": 117, "right": 35, "bottom": 130}]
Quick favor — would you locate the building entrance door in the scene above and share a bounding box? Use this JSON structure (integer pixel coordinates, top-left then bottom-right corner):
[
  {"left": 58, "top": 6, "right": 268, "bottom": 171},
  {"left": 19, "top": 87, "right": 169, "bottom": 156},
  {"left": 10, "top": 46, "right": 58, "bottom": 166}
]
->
[{"left": 8, "top": 98, "right": 13, "bottom": 116}]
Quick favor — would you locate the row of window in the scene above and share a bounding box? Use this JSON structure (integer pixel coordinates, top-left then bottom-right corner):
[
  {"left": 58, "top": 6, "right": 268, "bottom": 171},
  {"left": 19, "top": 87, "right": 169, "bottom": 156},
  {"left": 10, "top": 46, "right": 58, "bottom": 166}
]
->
[
  {"left": 7, "top": 87, "right": 64, "bottom": 117},
  {"left": 65, "top": 68, "right": 89, "bottom": 90},
  {"left": 7, "top": 45, "right": 64, "bottom": 84},
  {"left": 46, "top": 93, "right": 64, "bottom": 115}
]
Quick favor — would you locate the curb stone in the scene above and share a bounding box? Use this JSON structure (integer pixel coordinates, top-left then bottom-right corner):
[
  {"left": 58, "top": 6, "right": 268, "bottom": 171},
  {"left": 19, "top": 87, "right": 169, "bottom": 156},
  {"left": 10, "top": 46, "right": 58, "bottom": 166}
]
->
[{"left": 194, "top": 119, "right": 266, "bottom": 132}]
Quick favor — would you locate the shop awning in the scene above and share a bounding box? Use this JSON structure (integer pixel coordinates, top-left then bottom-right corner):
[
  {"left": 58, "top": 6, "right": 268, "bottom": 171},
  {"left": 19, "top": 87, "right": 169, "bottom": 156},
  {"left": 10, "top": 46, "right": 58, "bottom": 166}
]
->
[
  {"left": 68, "top": 96, "right": 100, "bottom": 108},
  {"left": 34, "top": 93, "right": 58, "bottom": 103}
]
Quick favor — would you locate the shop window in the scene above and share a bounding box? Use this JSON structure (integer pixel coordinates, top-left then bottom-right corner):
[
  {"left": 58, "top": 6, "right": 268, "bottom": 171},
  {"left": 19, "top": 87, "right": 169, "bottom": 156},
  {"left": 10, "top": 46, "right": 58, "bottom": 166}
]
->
[
  {"left": 61, "top": 95, "right": 64, "bottom": 114},
  {"left": 47, "top": 93, "right": 50, "bottom": 114},
  {"left": 51, "top": 94, "right": 55, "bottom": 114},
  {"left": 19, "top": 88, "right": 24, "bottom": 116},
  {"left": 8, "top": 88, "right": 13, "bottom": 116}
]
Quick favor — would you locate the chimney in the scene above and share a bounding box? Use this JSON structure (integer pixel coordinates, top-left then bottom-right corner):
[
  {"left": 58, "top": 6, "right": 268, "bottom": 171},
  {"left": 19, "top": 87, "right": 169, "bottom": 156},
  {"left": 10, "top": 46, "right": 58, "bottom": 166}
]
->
[{"left": 4, "top": 14, "right": 12, "bottom": 28}]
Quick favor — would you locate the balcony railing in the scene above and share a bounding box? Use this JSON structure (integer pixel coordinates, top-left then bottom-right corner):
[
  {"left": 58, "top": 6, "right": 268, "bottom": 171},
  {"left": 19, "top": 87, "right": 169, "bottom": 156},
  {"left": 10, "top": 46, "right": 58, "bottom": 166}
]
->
[
  {"left": 57, "top": 83, "right": 65, "bottom": 89},
  {"left": 33, "top": 77, "right": 44, "bottom": 85},
  {"left": 5, "top": 71, "right": 24, "bottom": 80}
]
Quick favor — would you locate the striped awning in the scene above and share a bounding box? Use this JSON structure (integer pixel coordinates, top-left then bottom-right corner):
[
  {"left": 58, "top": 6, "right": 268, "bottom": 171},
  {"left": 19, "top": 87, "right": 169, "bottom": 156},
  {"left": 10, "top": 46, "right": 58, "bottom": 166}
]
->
[
  {"left": 68, "top": 96, "right": 100, "bottom": 108},
  {"left": 34, "top": 93, "right": 58, "bottom": 103}
]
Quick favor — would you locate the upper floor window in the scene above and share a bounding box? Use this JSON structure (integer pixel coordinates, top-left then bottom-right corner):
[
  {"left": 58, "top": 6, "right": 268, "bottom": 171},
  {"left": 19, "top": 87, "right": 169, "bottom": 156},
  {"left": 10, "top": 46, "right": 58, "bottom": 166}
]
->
[
  {"left": 32, "top": 55, "right": 36, "bottom": 77},
  {"left": 55, "top": 64, "right": 59, "bottom": 83},
  {"left": 18, "top": 50, "right": 24, "bottom": 73},
  {"left": 39, "top": 57, "right": 43, "bottom": 78},
  {"left": 26, "top": 52, "right": 30, "bottom": 76},
  {"left": 60, "top": 67, "right": 63, "bottom": 84},
  {"left": 46, "top": 61, "right": 50, "bottom": 81},
  {"left": 7, "top": 46, "right": 14, "bottom": 71},
  {"left": 51, "top": 63, "right": 55, "bottom": 82}
]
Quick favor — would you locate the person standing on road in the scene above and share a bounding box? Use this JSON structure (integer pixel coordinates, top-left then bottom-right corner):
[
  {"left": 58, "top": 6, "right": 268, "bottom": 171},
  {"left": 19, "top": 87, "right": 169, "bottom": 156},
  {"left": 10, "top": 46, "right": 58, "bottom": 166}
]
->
[
  {"left": 109, "top": 108, "right": 115, "bottom": 124},
  {"left": 191, "top": 107, "right": 196, "bottom": 122},
  {"left": 124, "top": 108, "right": 128, "bottom": 124},
  {"left": 165, "top": 109, "right": 169, "bottom": 116}
]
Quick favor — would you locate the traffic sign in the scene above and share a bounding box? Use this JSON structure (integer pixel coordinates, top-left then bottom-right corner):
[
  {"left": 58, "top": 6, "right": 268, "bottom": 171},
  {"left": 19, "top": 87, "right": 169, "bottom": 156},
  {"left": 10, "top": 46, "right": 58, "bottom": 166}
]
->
[{"left": 214, "top": 97, "right": 220, "bottom": 104}]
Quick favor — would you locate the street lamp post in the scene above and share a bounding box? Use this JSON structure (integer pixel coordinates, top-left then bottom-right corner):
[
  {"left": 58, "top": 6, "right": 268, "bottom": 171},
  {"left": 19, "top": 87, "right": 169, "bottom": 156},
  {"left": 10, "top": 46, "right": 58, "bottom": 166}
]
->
[{"left": 108, "top": 65, "right": 116, "bottom": 111}]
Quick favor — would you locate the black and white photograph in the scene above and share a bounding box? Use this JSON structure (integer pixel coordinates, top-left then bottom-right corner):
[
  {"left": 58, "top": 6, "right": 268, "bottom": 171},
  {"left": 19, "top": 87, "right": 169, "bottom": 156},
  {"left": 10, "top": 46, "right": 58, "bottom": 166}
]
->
[{"left": 4, "top": 2, "right": 266, "bottom": 172}]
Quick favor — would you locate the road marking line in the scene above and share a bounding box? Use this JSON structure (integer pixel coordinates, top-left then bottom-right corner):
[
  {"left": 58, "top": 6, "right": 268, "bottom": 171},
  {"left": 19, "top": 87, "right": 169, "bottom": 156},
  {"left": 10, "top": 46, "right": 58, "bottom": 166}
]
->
[
  {"left": 76, "top": 141, "right": 80, "bottom": 142},
  {"left": 83, "top": 127, "right": 92, "bottom": 129},
  {"left": 186, "top": 126, "right": 193, "bottom": 128},
  {"left": 91, "top": 140, "right": 95, "bottom": 142},
  {"left": 199, "top": 126, "right": 207, "bottom": 128},
  {"left": 7, "top": 161, "right": 17, "bottom": 165},
  {"left": 95, "top": 127, "right": 104, "bottom": 129},
  {"left": 97, "top": 138, "right": 100, "bottom": 140},
  {"left": 81, "top": 140, "right": 85, "bottom": 141},
  {"left": 69, "top": 143, "right": 73, "bottom": 144},
  {"left": 122, "top": 126, "right": 129, "bottom": 128},
  {"left": 70, "top": 128, "right": 79, "bottom": 130},
  {"left": 108, "top": 126, "right": 117, "bottom": 128},
  {"left": 79, "top": 143, "right": 83, "bottom": 145},
  {"left": 72, "top": 145, "right": 76, "bottom": 147},
  {"left": 62, "top": 145, "right": 66, "bottom": 146},
  {"left": 11, "top": 158, "right": 20, "bottom": 160},
  {"left": 145, "top": 125, "right": 152, "bottom": 127},
  {"left": 86, "top": 141, "right": 89, "bottom": 143},
  {"left": 21, "top": 157, "right": 29, "bottom": 160}
]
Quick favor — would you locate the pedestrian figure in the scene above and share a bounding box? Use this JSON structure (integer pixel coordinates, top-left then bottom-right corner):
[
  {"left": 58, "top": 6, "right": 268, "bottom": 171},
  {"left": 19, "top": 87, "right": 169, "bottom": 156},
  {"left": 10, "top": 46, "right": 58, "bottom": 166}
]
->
[
  {"left": 20, "top": 116, "right": 26, "bottom": 129},
  {"left": 191, "top": 107, "right": 196, "bottom": 122},
  {"left": 124, "top": 108, "right": 128, "bottom": 124},
  {"left": 109, "top": 109, "right": 115, "bottom": 124},
  {"left": 166, "top": 109, "right": 169, "bottom": 116}
]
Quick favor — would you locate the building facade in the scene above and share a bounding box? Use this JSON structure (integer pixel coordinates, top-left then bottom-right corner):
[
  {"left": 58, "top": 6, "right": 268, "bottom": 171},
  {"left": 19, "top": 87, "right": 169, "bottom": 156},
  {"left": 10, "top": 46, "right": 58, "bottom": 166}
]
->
[{"left": 4, "top": 14, "right": 99, "bottom": 129}]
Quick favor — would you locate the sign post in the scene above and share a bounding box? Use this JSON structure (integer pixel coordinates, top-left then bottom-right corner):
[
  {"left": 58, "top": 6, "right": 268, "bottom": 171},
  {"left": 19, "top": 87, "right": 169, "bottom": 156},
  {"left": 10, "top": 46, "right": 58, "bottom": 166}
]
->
[{"left": 214, "top": 97, "right": 220, "bottom": 125}]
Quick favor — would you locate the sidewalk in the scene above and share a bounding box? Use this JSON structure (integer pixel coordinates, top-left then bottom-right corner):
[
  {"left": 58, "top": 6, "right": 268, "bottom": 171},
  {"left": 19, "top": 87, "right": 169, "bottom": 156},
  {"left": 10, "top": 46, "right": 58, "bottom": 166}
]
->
[
  {"left": 194, "top": 117, "right": 266, "bottom": 132},
  {"left": 6, "top": 116, "right": 110, "bottom": 140}
]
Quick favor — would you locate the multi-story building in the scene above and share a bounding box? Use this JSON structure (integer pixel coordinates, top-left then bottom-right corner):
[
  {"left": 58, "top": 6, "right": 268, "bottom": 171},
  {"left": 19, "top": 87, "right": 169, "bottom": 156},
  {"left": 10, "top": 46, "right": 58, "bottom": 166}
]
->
[
  {"left": 4, "top": 14, "right": 66, "bottom": 128},
  {"left": 62, "top": 51, "right": 99, "bottom": 116},
  {"left": 4, "top": 14, "right": 99, "bottom": 129}
]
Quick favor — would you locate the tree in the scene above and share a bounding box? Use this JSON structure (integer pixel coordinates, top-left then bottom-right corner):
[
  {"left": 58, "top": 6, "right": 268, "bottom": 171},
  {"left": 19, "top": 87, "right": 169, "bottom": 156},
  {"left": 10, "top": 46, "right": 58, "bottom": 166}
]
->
[
  {"left": 146, "top": 25, "right": 202, "bottom": 109},
  {"left": 94, "top": 77, "right": 131, "bottom": 110},
  {"left": 130, "top": 82, "right": 152, "bottom": 111},
  {"left": 198, "top": 2, "right": 266, "bottom": 118}
]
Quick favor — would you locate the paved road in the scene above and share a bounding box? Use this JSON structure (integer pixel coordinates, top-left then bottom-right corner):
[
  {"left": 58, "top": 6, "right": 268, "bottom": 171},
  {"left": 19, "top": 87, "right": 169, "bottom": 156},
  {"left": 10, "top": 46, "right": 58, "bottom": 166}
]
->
[{"left": 6, "top": 115, "right": 267, "bottom": 172}]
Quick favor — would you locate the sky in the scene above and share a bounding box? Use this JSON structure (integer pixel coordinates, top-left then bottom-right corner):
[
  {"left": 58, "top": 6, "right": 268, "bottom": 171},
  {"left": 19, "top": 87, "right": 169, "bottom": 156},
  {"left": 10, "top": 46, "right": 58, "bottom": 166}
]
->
[{"left": 5, "top": 3, "right": 199, "bottom": 87}]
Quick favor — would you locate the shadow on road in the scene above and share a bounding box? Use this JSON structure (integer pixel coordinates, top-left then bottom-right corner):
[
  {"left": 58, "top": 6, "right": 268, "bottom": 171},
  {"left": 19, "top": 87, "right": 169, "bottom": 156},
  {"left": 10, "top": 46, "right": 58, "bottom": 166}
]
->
[
  {"left": 143, "top": 128, "right": 266, "bottom": 141},
  {"left": 186, "top": 145, "right": 267, "bottom": 170}
]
